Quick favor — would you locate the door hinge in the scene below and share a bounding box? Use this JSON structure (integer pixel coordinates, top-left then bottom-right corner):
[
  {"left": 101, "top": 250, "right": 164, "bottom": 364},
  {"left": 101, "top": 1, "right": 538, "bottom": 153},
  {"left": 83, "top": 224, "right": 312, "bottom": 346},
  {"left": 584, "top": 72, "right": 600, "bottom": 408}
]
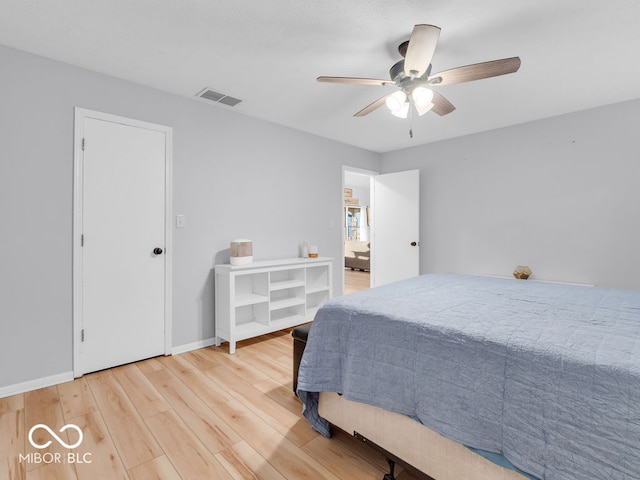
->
[
  {"left": 82, "top": 138, "right": 85, "bottom": 151},
  {"left": 81, "top": 234, "right": 84, "bottom": 246},
  {"left": 81, "top": 329, "right": 85, "bottom": 342}
]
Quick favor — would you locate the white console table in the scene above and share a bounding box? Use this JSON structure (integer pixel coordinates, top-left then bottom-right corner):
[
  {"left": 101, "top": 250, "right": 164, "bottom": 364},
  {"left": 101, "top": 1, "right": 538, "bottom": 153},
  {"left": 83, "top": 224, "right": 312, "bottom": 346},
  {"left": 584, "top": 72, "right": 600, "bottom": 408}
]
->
[{"left": 214, "top": 257, "right": 333, "bottom": 354}]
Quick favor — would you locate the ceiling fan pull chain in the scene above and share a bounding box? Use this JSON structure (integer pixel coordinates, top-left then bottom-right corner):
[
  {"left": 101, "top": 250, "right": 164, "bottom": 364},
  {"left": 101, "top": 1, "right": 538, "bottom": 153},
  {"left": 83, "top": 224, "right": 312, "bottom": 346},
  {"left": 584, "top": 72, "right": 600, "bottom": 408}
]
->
[{"left": 409, "top": 96, "right": 414, "bottom": 138}]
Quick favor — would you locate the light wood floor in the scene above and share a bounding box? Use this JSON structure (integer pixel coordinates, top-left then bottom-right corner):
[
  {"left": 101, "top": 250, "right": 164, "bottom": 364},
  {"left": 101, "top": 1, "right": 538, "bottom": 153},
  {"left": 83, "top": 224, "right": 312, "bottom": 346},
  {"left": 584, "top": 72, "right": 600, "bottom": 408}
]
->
[
  {"left": 0, "top": 330, "right": 419, "bottom": 480},
  {"left": 344, "top": 268, "right": 370, "bottom": 295}
]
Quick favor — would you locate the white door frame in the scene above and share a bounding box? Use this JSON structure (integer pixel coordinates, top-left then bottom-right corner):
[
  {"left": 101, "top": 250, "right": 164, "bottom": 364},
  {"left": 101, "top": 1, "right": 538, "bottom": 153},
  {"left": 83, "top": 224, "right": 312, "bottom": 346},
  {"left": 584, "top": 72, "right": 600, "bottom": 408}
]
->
[
  {"left": 72, "top": 107, "right": 173, "bottom": 377},
  {"left": 341, "top": 165, "right": 378, "bottom": 294}
]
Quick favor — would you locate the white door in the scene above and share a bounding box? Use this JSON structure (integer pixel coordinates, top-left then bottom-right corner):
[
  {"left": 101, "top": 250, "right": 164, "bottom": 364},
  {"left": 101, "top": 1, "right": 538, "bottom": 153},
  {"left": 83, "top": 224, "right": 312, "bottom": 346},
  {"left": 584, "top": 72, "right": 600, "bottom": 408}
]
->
[
  {"left": 370, "top": 169, "right": 420, "bottom": 287},
  {"left": 74, "top": 110, "right": 172, "bottom": 375}
]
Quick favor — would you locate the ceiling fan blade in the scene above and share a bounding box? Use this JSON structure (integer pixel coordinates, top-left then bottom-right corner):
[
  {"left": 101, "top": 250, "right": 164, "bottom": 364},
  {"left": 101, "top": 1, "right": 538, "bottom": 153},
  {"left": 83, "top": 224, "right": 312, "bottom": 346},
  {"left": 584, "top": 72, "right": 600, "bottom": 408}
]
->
[
  {"left": 404, "top": 24, "right": 441, "bottom": 77},
  {"left": 428, "top": 57, "right": 521, "bottom": 86},
  {"left": 317, "top": 76, "right": 392, "bottom": 86},
  {"left": 431, "top": 91, "right": 456, "bottom": 116},
  {"left": 354, "top": 94, "right": 391, "bottom": 117}
]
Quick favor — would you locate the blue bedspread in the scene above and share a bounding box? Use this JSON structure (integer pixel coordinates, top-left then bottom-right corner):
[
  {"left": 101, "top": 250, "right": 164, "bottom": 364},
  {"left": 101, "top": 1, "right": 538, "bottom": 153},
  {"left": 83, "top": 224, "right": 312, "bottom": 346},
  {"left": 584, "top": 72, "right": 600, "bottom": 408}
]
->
[{"left": 296, "top": 273, "right": 640, "bottom": 480}]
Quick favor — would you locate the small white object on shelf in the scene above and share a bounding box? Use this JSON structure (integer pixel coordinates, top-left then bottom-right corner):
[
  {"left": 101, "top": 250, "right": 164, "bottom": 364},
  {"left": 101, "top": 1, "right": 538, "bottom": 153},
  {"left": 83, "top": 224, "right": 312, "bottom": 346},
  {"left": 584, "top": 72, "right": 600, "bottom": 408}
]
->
[
  {"left": 230, "top": 239, "right": 253, "bottom": 265},
  {"left": 214, "top": 257, "right": 333, "bottom": 354}
]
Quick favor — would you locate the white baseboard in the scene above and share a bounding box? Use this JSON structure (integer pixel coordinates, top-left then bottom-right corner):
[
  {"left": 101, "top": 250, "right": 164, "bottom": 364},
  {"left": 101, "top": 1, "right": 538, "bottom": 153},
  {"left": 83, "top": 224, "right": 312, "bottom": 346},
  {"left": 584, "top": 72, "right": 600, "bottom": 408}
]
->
[
  {"left": 0, "top": 338, "right": 220, "bottom": 398},
  {"left": 0, "top": 371, "right": 74, "bottom": 399},
  {"left": 171, "top": 337, "right": 218, "bottom": 355}
]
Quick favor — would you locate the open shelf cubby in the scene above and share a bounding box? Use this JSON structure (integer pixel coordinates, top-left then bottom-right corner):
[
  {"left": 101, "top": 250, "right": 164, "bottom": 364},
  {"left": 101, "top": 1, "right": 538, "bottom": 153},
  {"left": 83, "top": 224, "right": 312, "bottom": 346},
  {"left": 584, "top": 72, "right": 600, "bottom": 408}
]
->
[{"left": 215, "top": 257, "right": 333, "bottom": 353}]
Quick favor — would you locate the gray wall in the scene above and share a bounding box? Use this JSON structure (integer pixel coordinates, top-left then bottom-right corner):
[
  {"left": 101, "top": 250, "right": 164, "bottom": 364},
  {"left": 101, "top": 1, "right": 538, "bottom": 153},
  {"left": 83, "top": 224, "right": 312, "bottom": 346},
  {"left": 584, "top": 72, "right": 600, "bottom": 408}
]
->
[
  {"left": 0, "top": 45, "right": 380, "bottom": 389},
  {"left": 3, "top": 40, "right": 640, "bottom": 391},
  {"left": 381, "top": 99, "right": 640, "bottom": 290}
]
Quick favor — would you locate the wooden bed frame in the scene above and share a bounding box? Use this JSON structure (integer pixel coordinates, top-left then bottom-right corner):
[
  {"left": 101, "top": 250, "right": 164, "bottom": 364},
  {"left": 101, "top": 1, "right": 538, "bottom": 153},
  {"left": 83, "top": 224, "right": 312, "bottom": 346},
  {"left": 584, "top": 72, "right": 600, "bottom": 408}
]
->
[{"left": 319, "top": 392, "right": 529, "bottom": 480}]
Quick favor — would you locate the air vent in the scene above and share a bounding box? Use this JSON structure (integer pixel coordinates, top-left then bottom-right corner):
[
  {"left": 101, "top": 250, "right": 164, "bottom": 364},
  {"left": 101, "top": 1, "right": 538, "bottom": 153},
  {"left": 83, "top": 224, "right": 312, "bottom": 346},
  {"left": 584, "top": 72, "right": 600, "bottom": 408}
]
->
[
  {"left": 217, "top": 95, "right": 242, "bottom": 107},
  {"left": 196, "top": 88, "right": 242, "bottom": 107}
]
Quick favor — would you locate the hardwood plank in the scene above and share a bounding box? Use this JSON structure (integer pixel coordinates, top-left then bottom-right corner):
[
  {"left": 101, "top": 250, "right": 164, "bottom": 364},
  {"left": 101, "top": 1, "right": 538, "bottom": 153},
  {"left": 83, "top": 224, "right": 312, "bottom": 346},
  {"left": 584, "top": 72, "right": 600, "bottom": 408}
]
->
[
  {"left": 23, "top": 387, "right": 76, "bottom": 477},
  {"left": 155, "top": 353, "right": 199, "bottom": 375},
  {"left": 179, "top": 350, "right": 221, "bottom": 371},
  {"left": 188, "top": 345, "right": 223, "bottom": 361},
  {"left": 206, "top": 351, "right": 269, "bottom": 385},
  {"left": 144, "top": 410, "right": 233, "bottom": 479},
  {"left": 66, "top": 411, "right": 128, "bottom": 480},
  {"left": 127, "top": 456, "right": 181, "bottom": 480},
  {"left": 145, "top": 367, "right": 241, "bottom": 454},
  {"left": 135, "top": 358, "right": 164, "bottom": 375},
  {"left": 344, "top": 268, "right": 370, "bottom": 294},
  {"left": 302, "top": 432, "right": 386, "bottom": 480},
  {"left": 57, "top": 378, "right": 97, "bottom": 419},
  {"left": 205, "top": 366, "right": 318, "bottom": 447},
  {"left": 214, "top": 399, "right": 340, "bottom": 480},
  {"left": 234, "top": 344, "right": 290, "bottom": 384},
  {"left": 238, "top": 334, "right": 290, "bottom": 361},
  {"left": 215, "top": 440, "right": 286, "bottom": 480},
  {"left": 26, "top": 463, "right": 77, "bottom": 480},
  {"left": 252, "top": 378, "right": 301, "bottom": 417},
  {"left": 86, "top": 372, "right": 162, "bottom": 469},
  {"left": 0, "top": 395, "right": 24, "bottom": 416},
  {"left": 0, "top": 410, "right": 26, "bottom": 480},
  {"left": 188, "top": 345, "right": 229, "bottom": 362},
  {"left": 154, "top": 362, "right": 232, "bottom": 408},
  {"left": 111, "top": 364, "right": 170, "bottom": 419},
  {"left": 235, "top": 329, "right": 290, "bottom": 352}
]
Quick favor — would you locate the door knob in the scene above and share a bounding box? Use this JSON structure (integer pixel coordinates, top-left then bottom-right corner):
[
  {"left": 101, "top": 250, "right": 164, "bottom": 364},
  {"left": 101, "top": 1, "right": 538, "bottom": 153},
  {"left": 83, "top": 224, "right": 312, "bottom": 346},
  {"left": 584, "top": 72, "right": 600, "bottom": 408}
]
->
[
  {"left": 410, "top": 241, "right": 418, "bottom": 247},
  {"left": 153, "top": 247, "right": 164, "bottom": 255}
]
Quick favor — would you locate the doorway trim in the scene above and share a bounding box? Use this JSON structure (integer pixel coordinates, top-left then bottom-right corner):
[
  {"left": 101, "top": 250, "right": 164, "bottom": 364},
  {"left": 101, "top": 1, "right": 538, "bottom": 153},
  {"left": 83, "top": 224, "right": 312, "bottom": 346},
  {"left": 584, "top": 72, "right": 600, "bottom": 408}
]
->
[
  {"left": 72, "top": 107, "right": 173, "bottom": 377},
  {"left": 341, "top": 165, "right": 378, "bottom": 295}
]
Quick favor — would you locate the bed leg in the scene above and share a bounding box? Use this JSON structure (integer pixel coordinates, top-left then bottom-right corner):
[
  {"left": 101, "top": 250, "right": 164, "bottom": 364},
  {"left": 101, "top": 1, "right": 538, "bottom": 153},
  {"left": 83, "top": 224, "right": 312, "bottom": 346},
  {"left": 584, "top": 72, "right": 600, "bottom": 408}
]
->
[
  {"left": 383, "top": 458, "right": 396, "bottom": 480},
  {"left": 353, "top": 430, "right": 435, "bottom": 480}
]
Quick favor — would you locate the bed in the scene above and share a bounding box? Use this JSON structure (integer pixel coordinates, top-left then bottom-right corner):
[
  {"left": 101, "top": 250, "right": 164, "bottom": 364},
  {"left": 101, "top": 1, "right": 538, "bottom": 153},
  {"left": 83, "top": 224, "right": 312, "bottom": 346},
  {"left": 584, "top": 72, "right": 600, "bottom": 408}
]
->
[{"left": 296, "top": 273, "right": 640, "bottom": 480}]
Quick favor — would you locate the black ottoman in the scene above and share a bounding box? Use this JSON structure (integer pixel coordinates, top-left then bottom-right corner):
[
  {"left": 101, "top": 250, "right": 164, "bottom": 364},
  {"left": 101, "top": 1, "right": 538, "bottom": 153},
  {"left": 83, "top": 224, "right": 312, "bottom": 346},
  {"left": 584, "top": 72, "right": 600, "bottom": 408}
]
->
[{"left": 292, "top": 323, "right": 312, "bottom": 394}]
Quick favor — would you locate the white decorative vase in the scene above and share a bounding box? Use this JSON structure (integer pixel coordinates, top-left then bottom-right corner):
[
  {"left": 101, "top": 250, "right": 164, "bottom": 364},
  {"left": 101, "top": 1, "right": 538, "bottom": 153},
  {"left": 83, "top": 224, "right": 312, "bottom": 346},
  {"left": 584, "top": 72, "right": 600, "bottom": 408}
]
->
[{"left": 230, "top": 239, "right": 253, "bottom": 265}]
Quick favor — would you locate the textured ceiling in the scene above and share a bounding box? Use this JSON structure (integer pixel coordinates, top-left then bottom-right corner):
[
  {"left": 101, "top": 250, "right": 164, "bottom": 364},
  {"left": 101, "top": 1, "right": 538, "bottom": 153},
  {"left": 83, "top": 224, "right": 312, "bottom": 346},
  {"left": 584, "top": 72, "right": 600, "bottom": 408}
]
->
[{"left": 1, "top": 0, "right": 640, "bottom": 153}]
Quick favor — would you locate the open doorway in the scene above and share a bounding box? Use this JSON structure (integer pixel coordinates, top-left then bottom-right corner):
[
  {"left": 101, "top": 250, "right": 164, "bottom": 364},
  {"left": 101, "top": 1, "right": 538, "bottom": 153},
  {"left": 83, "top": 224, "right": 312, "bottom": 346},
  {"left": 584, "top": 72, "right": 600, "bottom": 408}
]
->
[
  {"left": 342, "top": 167, "right": 421, "bottom": 295},
  {"left": 343, "top": 167, "right": 376, "bottom": 294}
]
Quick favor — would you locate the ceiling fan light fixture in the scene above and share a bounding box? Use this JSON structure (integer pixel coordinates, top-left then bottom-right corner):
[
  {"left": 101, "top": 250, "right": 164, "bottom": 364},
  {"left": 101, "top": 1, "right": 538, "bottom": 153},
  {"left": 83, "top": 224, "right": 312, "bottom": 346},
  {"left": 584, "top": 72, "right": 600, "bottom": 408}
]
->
[
  {"left": 416, "top": 102, "right": 434, "bottom": 116},
  {"left": 412, "top": 86, "right": 434, "bottom": 107},
  {"left": 385, "top": 91, "right": 407, "bottom": 113},
  {"left": 317, "top": 24, "right": 521, "bottom": 121},
  {"left": 391, "top": 101, "right": 410, "bottom": 118}
]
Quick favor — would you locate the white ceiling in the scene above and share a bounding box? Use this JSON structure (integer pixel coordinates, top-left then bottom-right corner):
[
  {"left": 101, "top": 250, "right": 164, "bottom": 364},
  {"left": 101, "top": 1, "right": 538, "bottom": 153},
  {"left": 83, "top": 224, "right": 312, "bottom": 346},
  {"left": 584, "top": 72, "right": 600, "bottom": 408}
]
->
[{"left": 2, "top": 1, "right": 640, "bottom": 153}]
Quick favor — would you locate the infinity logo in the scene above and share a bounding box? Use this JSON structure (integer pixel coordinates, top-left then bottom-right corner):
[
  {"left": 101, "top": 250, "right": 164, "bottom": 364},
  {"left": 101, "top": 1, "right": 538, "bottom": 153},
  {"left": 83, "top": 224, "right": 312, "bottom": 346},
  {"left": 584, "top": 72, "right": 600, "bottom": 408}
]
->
[{"left": 28, "top": 424, "right": 84, "bottom": 449}]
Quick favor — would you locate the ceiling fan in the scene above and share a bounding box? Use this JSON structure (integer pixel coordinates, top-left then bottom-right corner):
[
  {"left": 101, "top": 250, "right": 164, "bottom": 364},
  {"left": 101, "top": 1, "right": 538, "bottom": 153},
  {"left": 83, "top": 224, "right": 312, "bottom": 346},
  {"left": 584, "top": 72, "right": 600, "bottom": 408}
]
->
[{"left": 317, "top": 24, "right": 521, "bottom": 121}]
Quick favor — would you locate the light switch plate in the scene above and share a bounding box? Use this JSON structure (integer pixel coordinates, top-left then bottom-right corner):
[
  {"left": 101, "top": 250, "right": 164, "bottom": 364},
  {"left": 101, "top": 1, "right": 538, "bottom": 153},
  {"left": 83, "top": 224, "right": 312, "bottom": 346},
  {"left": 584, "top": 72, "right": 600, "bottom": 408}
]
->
[{"left": 176, "top": 214, "right": 186, "bottom": 228}]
